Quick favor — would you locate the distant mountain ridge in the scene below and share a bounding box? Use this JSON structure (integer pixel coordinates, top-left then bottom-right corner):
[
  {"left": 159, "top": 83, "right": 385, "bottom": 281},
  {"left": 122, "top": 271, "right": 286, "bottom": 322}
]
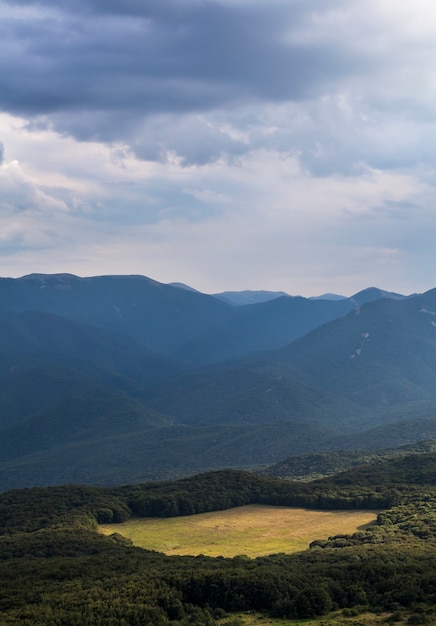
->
[
  {"left": 213, "top": 289, "right": 289, "bottom": 305},
  {"left": 308, "top": 292, "right": 346, "bottom": 301},
  {"left": 209, "top": 286, "right": 406, "bottom": 306},
  {"left": 0, "top": 272, "right": 433, "bottom": 491},
  {"left": 0, "top": 274, "right": 408, "bottom": 365}
]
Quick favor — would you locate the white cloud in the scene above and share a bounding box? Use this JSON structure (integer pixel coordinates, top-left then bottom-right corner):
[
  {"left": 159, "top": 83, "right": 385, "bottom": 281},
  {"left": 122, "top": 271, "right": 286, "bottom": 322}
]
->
[
  {"left": 0, "top": 158, "right": 68, "bottom": 214},
  {"left": 0, "top": 108, "right": 434, "bottom": 294},
  {"left": 1, "top": 1, "right": 436, "bottom": 295}
]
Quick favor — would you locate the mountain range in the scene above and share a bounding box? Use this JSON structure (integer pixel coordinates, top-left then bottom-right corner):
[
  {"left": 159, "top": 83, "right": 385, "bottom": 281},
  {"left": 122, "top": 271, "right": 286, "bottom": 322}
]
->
[{"left": 0, "top": 272, "right": 434, "bottom": 491}]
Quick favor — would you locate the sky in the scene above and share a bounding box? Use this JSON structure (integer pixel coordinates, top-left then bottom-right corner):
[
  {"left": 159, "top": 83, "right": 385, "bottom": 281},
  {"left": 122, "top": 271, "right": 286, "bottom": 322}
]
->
[{"left": 1, "top": 0, "right": 436, "bottom": 296}]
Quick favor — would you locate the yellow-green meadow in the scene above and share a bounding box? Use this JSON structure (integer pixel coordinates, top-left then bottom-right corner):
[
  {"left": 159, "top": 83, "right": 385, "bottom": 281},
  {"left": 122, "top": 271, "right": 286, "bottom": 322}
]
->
[{"left": 99, "top": 504, "right": 378, "bottom": 557}]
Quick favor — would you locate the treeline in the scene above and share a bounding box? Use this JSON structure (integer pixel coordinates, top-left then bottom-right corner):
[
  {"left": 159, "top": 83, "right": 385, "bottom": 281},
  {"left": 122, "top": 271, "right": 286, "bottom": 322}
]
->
[
  {"left": 116, "top": 469, "right": 395, "bottom": 520},
  {"left": 0, "top": 454, "right": 435, "bottom": 624},
  {"left": 0, "top": 471, "right": 396, "bottom": 533}
]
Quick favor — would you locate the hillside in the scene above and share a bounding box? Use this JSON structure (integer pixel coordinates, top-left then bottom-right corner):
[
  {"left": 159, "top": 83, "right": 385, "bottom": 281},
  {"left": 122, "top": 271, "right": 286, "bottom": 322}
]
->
[
  {"left": 145, "top": 364, "right": 361, "bottom": 428},
  {"left": 0, "top": 310, "right": 183, "bottom": 392},
  {"left": 263, "top": 440, "right": 436, "bottom": 481},
  {"left": 271, "top": 288, "right": 436, "bottom": 408}
]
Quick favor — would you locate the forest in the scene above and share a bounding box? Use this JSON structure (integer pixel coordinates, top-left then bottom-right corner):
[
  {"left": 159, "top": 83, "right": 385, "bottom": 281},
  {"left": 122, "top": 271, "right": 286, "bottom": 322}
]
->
[{"left": 0, "top": 452, "right": 435, "bottom": 625}]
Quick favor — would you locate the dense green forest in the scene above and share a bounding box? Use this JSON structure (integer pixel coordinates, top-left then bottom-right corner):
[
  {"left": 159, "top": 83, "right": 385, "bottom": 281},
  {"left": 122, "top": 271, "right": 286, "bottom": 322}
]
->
[{"left": 1, "top": 453, "right": 435, "bottom": 625}]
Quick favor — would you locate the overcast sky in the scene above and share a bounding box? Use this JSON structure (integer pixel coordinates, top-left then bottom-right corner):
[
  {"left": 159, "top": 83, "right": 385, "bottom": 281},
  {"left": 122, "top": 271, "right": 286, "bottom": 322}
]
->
[{"left": 1, "top": 0, "right": 436, "bottom": 296}]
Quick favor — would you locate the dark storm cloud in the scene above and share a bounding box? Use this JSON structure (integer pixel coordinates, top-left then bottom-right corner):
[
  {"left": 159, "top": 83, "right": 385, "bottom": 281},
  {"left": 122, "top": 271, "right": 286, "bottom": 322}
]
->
[{"left": 0, "top": 0, "right": 358, "bottom": 145}]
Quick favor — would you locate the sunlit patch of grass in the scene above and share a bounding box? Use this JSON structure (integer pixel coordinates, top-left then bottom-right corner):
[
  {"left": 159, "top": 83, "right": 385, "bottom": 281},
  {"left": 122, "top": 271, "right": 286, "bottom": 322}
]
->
[
  {"left": 99, "top": 504, "right": 378, "bottom": 557},
  {"left": 217, "top": 610, "right": 417, "bottom": 625}
]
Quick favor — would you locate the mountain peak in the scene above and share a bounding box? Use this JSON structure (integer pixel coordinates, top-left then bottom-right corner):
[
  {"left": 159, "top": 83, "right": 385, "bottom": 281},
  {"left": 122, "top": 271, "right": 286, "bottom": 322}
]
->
[
  {"left": 213, "top": 290, "right": 289, "bottom": 306},
  {"left": 349, "top": 287, "right": 407, "bottom": 306},
  {"left": 20, "top": 273, "right": 80, "bottom": 281}
]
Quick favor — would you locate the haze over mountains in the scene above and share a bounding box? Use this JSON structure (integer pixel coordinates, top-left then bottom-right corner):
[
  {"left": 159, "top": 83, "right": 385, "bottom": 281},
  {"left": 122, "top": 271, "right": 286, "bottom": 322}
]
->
[{"left": 0, "top": 272, "right": 434, "bottom": 491}]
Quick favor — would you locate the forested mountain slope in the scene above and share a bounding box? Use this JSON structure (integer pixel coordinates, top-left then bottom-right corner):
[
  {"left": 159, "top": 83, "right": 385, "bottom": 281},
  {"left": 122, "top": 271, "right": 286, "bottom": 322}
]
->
[
  {"left": 0, "top": 273, "right": 434, "bottom": 491},
  {"left": 271, "top": 287, "right": 436, "bottom": 408}
]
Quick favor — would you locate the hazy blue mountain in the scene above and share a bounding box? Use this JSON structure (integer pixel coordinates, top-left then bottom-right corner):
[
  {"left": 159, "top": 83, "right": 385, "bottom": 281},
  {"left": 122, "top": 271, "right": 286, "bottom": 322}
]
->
[
  {"left": 143, "top": 289, "right": 436, "bottom": 438},
  {"left": 0, "top": 310, "right": 183, "bottom": 392},
  {"left": 146, "top": 364, "right": 362, "bottom": 429},
  {"left": 348, "top": 286, "right": 408, "bottom": 306},
  {"left": 213, "top": 289, "right": 289, "bottom": 305},
  {"left": 309, "top": 293, "right": 346, "bottom": 301},
  {"left": 172, "top": 295, "right": 356, "bottom": 363},
  {"left": 168, "top": 282, "right": 200, "bottom": 293},
  {"left": 0, "top": 310, "right": 177, "bottom": 462},
  {"left": 0, "top": 356, "right": 168, "bottom": 457},
  {"left": 0, "top": 273, "right": 234, "bottom": 358},
  {"left": 0, "top": 380, "right": 167, "bottom": 462},
  {"left": 269, "top": 288, "right": 436, "bottom": 408},
  {"left": 213, "top": 287, "right": 405, "bottom": 306},
  {"left": 0, "top": 274, "right": 410, "bottom": 366},
  {"left": 0, "top": 272, "right": 433, "bottom": 491},
  {"left": 172, "top": 287, "right": 413, "bottom": 364}
]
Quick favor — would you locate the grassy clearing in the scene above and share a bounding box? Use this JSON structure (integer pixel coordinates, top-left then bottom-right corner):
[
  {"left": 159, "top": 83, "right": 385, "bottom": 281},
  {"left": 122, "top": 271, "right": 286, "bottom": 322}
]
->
[
  {"left": 217, "top": 609, "right": 424, "bottom": 625},
  {"left": 99, "top": 504, "right": 378, "bottom": 557}
]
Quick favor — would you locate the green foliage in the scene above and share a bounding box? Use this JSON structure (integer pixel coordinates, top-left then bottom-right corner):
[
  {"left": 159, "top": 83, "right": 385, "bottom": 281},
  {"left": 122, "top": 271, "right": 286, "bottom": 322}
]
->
[
  {"left": 3, "top": 452, "right": 435, "bottom": 538},
  {"left": 0, "top": 455, "right": 435, "bottom": 623}
]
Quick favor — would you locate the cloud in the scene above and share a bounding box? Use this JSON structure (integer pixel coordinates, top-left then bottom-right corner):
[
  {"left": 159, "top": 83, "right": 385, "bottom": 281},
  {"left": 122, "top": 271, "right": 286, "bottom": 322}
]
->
[
  {"left": 1, "top": 0, "right": 435, "bottom": 177},
  {"left": 1, "top": 119, "right": 431, "bottom": 294},
  {"left": 1, "top": 1, "right": 436, "bottom": 295},
  {"left": 0, "top": 0, "right": 367, "bottom": 165},
  {"left": 0, "top": 158, "right": 69, "bottom": 214}
]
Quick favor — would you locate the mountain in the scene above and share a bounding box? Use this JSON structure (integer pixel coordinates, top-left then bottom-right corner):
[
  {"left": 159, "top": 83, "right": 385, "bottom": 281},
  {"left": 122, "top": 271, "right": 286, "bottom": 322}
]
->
[
  {"left": 168, "top": 282, "right": 200, "bottom": 293},
  {"left": 309, "top": 292, "right": 346, "bottom": 301},
  {"left": 270, "top": 288, "right": 436, "bottom": 409},
  {"left": 0, "top": 273, "right": 234, "bottom": 359},
  {"left": 348, "top": 286, "right": 408, "bottom": 307},
  {"left": 146, "top": 288, "right": 436, "bottom": 430},
  {"left": 0, "top": 308, "right": 177, "bottom": 466},
  {"left": 213, "top": 287, "right": 406, "bottom": 307},
  {"left": 213, "top": 289, "right": 289, "bottom": 305},
  {"left": 171, "top": 287, "right": 412, "bottom": 364},
  {"left": 0, "top": 378, "right": 166, "bottom": 462},
  {"left": 0, "top": 274, "right": 406, "bottom": 366},
  {"left": 171, "top": 295, "right": 356, "bottom": 363},
  {"left": 0, "top": 310, "right": 183, "bottom": 392},
  {"left": 0, "top": 272, "right": 433, "bottom": 492},
  {"left": 146, "top": 363, "right": 362, "bottom": 429}
]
